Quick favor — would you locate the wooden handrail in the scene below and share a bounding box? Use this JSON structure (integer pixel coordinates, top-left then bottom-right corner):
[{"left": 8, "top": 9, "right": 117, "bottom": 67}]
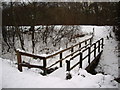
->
[
  {"left": 16, "top": 50, "right": 46, "bottom": 59},
  {"left": 16, "top": 36, "right": 93, "bottom": 75},
  {"left": 66, "top": 38, "right": 104, "bottom": 72},
  {"left": 47, "top": 43, "right": 90, "bottom": 69},
  {"left": 45, "top": 36, "right": 93, "bottom": 59}
]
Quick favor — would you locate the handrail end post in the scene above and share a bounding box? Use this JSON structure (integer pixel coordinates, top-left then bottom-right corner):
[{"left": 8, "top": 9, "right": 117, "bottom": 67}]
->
[{"left": 16, "top": 51, "right": 22, "bottom": 72}]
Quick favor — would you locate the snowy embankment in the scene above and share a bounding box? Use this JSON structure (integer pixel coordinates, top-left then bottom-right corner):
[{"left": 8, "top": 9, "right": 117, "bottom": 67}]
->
[
  {"left": 1, "top": 26, "right": 119, "bottom": 88},
  {"left": 0, "top": 59, "right": 2, "bottom": 89},
  {"left": 80, "top": 26, "right": 118, "bottom": 78},
  {"left": 1, "top": 58, "right": 117, "bottom": 88},
  {"left": 93, "top": 26, "right": 118, "bottom": 78}
]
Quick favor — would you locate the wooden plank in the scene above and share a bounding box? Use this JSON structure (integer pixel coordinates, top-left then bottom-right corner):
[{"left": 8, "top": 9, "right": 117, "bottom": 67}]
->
[
  {"left": 82, "top": 54, "right": 88, "bottom": 61},
  {"left": 70, "top": 61, "right": 80, "bottom": 71},
  {"left": 70, "top": 52, "right": 80, "bottom": 60},
  {"left": 17, "top": 51, "right": 46, "bottom": 59},
  {"left": 21, "top": 63, "right": 45, "bottom": 69}
]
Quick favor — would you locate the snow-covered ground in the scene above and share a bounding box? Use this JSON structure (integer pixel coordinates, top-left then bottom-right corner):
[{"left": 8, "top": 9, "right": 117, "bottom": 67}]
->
[
  {"left": 1, "top": 58, "right": 118, "bottom": 88},
  {"left": 1, "top": 25, "right": 119, "bottom": 88},
  {"left": 0, "top": 59, "right": 2, "bottom": 89},
  {"left": 93, "top": 26, "right": 118, "bottom": 78}
]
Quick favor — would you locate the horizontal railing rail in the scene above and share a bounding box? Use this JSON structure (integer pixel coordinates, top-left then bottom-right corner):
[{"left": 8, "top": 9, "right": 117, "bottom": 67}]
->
[
  {"left": 16, "top": 36, "right": 93, "bottom": 75},
  {"left": 66, "top": 38, "right": 104, "bottom": 72}
]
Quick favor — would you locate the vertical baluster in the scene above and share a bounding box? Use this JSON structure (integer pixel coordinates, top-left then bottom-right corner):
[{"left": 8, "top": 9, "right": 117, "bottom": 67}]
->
[
  {"left": 85, "top": 40, "right": 87, "bottom": 47},
  {"left": 71, "top": 46, "right": 74, "bottom": 56},
  {"left": 94, "top": 43, "right": 96, "bottom": 58},
  {"left": 79, "top": 52, "right": 83, "bottom": 68},
  {"left": 60, "top": 53, "right": 62, "bottom": 67},
  {"left": 98, "top": 40, "right": 100, "bottom": 52},
  {"left": 90, "top": 38, "right": 92, "bottom": 45},
  {"left": 79, "top": 43, "right": 81, "bottom": 48},
  {"left": 102, "top": 38, "right": 104, "bottom": 49},
  {"left": 88, "top": 47, "right": 91, "bottom": 64}
]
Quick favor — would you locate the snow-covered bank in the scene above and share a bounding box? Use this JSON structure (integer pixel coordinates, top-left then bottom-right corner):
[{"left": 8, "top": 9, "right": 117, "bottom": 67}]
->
[
  {"left": 1, "top": 58, "right": 118, "bottom": 88},
  {"left": 80, "top": 26, "right": 118, "bottom": 78},
  {"left": 93, "top": 26, "right": 118, "bottom": 78},
  {"left": 0, "top": 47, "right": 1, "bottom": 89}
]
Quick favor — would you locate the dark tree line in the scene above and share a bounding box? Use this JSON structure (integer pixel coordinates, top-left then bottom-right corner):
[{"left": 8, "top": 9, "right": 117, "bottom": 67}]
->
[
  {"left": 114, "top": 2, "right": 120, "bottom": 41},
  {"left": 2, "top": 2, "right": 119, "bottom": 26}
]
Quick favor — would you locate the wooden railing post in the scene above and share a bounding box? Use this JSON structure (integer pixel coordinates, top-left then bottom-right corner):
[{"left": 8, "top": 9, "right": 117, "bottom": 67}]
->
[
  {"left": 79, "top": 43, "right": 81, "bottom": 48},
  {"left": 71, "top": 46, "right": 74, "bottom": 56},
  {"left": 85, "top": 40, "right": 87, "bottom": 47},
  {"left": 79, "top": 52, "right": 83, "bottom": 68},
  {"left": 88, "top": 47, "right": 91, "bottom": 64},
  {"left": 60, "top": 53, "right": 62, "bottom": 67},
  {"left": 90, "top": 38, "right": 92, "bottom": 45},
  {"left": 94, "top": 43, "right": 96, "bottom": 58},
  {"left": 66, "top": 60, "right": 70, "bottom": 71},
  {"left": 43, "top": 58, "right": 47, "bottom": 75},
  {"left": 101, "top": 38, "right": 104, "bottom": 49},
  {"left": 98, "top": 40, "right": 100, "bottom": 53},
  {"left": 16, "top": 51, "right": 22, "bottom": 72}
]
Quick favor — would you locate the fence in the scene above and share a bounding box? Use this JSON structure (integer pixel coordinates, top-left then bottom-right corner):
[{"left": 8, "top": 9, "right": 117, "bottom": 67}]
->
[
  {"left": 66, "top": 38, "right": 104, "bottom": 72},
  {"left": 16, "top": 36, "right": 93, "bottom": 75}
]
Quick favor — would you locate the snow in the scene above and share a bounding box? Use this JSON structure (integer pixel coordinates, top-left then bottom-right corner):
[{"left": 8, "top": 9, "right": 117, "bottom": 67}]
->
[
  {"left": 0, "top": 59, "right": 2, "bottom": 90},
  {"left": 1, "top": 57, "right": 118, "bottom": 88},
  {"left": 1, "top": 25, "right": 119, "bottom": 88},
  {"left": 80, "top": 26, "right": 118, "bottom": 77},
  {"left": 93, "top": 26, "right": 118, "bottom": 78}
]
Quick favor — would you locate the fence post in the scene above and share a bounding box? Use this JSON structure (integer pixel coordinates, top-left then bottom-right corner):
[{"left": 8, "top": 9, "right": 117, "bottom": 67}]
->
[
  {"left": 43, "top": 58, "right": 47, "bottom": 75},
  {"left": 88, "top": 47, "right": 91, "bottom": 64},
  {"left": 90, "top": 38, "right": 92, "bottom": 45},
  {"left": 94, "top": 43, "right": 96, "bottom": 58},
  {"left": 16, "top": 51, "right": 22, "bottom": 72},
  {"left": 71, "top": 46, "right": 74, "bottom": 56},
  {"left": 85, "top": 40, "right": 87, "bottom": 47},
  {"left": 79, "top": 52, "right": 83, "bottom": 68},
  {"left": 101, "top": 38, "right": 104, "bottom": 49},
  {"left": 98, "top": 40, "right": 100, "bottom": 53},
  {"left": 79, "top": 43, "right": 81, "bottom": 48},
  {"left": 60, "top": 53, "right": 62, "bottom": 67},
  {"left": 66, "top": 60, "right": 70, "bottom": 71}
]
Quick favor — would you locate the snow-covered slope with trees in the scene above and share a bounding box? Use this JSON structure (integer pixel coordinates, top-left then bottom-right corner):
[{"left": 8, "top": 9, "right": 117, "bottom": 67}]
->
[{"left": 1, "top": 26, "right": 119, "bottom": 88}]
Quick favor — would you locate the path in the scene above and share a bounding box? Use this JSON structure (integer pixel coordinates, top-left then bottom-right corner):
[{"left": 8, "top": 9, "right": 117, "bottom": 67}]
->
[{"left": 92, "top": 26, "right": 118, "bottom": 78}]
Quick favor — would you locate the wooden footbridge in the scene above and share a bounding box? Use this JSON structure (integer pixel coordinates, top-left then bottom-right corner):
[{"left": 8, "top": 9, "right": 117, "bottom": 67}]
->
[{"left": 16, "top": 36, "right": 104, "bottom": 77}]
